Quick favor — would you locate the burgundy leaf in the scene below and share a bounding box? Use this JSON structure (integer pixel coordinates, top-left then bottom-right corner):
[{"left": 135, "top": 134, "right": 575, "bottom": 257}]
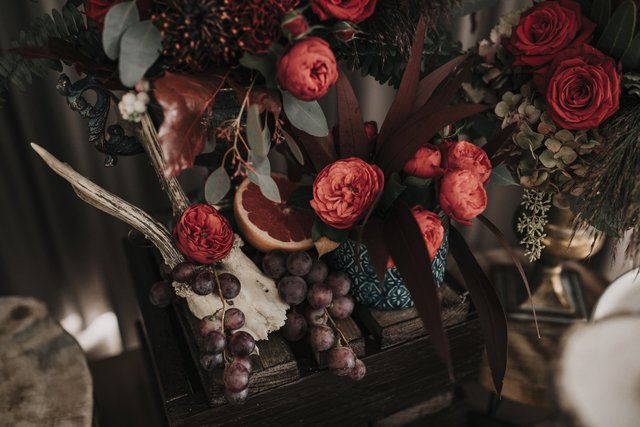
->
[
  {"left": 362, "top": 218, "right": 389, "bottom": 284},
  {"left": 482, "top": 122, "right": 518, "bottom": 166},
  {"left": 376, "top": 16, "right": 427, "bottom": 152},
  {"left": 336, "top": 71, "right": 369, "bottom": 160},
  {"left": 287, "top": 126, "right": 337, "bottom": 173},
  {"left": 448, "top": 226, "right": 507, "bottom": 396},
  {"left": 155, "top": 72, "right": 227, "bottom": 176},
  {"left": 383, "top": 200, "right": 454, "bottom": 381},
  {"left": 8, "top": 46, "right": 58, "bottom": 60},
  {"left": 377, "top": 103, "right": 490, "bottom": 177},
  {"left": 478, "top": 214, "right": 539, "bottom": 337},
  {"left": 411, "top": 54, "right": 468, "bottom": 112}
]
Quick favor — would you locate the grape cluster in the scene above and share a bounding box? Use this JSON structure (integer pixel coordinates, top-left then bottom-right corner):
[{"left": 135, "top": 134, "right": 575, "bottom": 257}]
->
[{"left": 262, "top": 251, "right": 366, "bottom": 381}]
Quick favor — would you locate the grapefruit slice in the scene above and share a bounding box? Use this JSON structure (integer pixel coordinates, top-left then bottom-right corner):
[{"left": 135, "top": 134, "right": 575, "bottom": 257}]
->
[{"left": 234, "top": 174, "right": 315, "bottom": 252}]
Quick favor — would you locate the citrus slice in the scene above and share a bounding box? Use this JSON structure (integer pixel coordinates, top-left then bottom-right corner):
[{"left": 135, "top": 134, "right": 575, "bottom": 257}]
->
[{"left": 233, "top": 174, "right": 315, "bottom": 252}]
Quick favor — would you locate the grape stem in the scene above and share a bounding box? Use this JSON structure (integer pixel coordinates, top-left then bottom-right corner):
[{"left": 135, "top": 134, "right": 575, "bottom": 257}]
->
[
  {"left": 324, "top": 308, "right": 351, "bottom": 348},
  {"left": 212, "top": 266, "right": 232, "bottom": 364}
]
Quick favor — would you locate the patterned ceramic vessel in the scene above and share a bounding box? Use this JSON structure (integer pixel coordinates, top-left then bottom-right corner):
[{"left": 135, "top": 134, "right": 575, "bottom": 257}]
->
[{"left": 329, "top": 232, "right": 449, "bottom": 310}]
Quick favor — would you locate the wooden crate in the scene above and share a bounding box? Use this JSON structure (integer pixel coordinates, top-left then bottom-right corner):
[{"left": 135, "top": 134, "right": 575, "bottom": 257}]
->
[{"left": 124, "top": 239, "right": 483, "bottom": 426}]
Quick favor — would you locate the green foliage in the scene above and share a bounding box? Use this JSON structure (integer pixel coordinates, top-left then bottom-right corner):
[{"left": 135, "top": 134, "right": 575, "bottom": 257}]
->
[
  {"left": 281, "top": 91, "right": 329, "bottom": 137},
  {"left": 0, "top": 1, "right": 103, "bottom": 103},
  {"left": 592, "top": 0, "right": 640, "bottom": 71}
]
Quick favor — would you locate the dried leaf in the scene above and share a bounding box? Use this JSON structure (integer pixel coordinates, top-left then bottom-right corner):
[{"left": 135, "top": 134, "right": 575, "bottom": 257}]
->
[
  {"left": 383, "top": 200, "right": 454, "bottom": 381},
  {"left": 155, "top": 72, "right": 227, "bottom": 176},
  {"left": 449, "top": 226, "right": 507, "bottom": 395},
  {"left": 336, "top": 71, "right": 369, "bottom": 159},
  {"left": 315, "top": 236, "right": 340, "bottom": 258}
]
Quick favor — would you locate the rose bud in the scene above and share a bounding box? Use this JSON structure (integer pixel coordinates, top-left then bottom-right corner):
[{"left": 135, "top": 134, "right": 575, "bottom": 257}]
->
[
  {"left": 364, "top": 121, "right": 378, "bottom": 142},
  {"left": 276, "top": 37, "right": 339, "bottom": 101},
  {"left": 403, "top": 144, "right": 442, "bottom": 180},
  {"left": 311, "top": 0, "right": 377, "bottom": 23},
  {"left": 85, "top": 0, "right": 121, "bottom": 29},
  {"left": 439, "top": 170, "right": 488, "bottom": 225},
  {"left": 310, "top": 157, "right": 384, "bottom": 229},
  {"left": 281, "top": 10, "right": 309, "bottom": 40},
  {"left": 444, "top": 141, "right": 492, "bottom": 184},
  {"left": 387, "top": 206, "right": 444, "bottom": 268},
  {"left": 173, "top": 204, "right": 235, "bottom": 264},
  {"left": 332, "top": 21, "right": 358, "bottom": 43}
]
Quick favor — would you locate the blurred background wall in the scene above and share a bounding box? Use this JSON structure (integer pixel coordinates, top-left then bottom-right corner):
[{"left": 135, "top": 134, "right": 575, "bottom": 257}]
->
[{"left": 0, "top": 0, "right": 631, "bottom": 360}]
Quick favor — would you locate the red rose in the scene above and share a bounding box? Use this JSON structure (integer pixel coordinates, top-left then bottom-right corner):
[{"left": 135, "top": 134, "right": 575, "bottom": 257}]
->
[
  {"left": 85, "top": 0, "right": 121, "bottom": 28},
  {"left": 311, "top": 0, "right": 377, "bottom": 23},
  {"left": 387, "top": 206, "right": 444, "bottom": 268},
  {"left": 276, "top": 37, "right": 339, "bottom": 101},
  {"left": 173, "top": 204, "right": 235, "bottom": 264},
  {"left": 444, "top": 140, "right": 492, "bottom": 184},
  {"left": 281, "top": 10, "right": 309, "bottom": 40},
  {"left": 310, "top": 157, "right": 384, "bottom": 229},
  {"left": 439, "top": 170, "right": 487, "bottom": 225},
  {"left": 506, "top": 0, "right": 595, "bottom": 68},
  {"left": 540, "top": 44, "right": 621, "bottom": 130},
  {"left": 403, "top": 144, "right": 442, "bottom": 179}
]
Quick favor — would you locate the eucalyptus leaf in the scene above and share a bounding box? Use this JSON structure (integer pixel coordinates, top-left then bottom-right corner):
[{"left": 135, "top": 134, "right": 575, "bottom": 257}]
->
[
  {"left": 204, "top": 167, "right": 231, "bottom": 204},
  {"left": 596, "top": 0, "right": 636, "bottom": 59},
  {"left": 247, "top": 151, "right": 271, "bottom": 185},
  {"left": 282, "top": 91, "right": 329, "bottom": 137},
  {"left": 491, "top": 164, "right": 517, "bottom": 186},
  {"left": 239, "top": 52, "right": 277, "bottom": 88},
  {"left": 246, "top": 104, "right": 270, "bottom": 157},
  {"left": 118, "top": 20, "right": 162, "bottom": 87},
  {"left": 103, "top": 1, "right": 139, "bottom": 60},
  {"left": 622, "top": 32, "right": 640, "bottom": 71},
  {"left": 282, "top": 129, "right": 305, "bottom": 165},
  {"left": 257, "top": 174, "right": 281, "bottom": 203}
]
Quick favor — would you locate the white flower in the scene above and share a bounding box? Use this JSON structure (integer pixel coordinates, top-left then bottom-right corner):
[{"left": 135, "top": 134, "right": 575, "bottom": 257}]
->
[{"left": 118, "top": 89, "right": 149, "bottom": 122}]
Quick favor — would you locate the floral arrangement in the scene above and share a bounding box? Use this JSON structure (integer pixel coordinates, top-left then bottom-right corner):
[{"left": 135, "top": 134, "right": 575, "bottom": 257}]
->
[
  {"left": 465, "top": 0, "right": 640, "bottom": 260},
  {"left": 3, "top": 0, "right": 519, "bottom": 406}
]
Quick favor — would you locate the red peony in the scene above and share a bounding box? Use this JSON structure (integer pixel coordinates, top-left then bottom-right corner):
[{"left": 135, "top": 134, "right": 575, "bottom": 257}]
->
[
  {"left": 403, "top": 144, "right": 442, "bottom": 179},
  {"left": 310, "top": 157, "right": 384, "bottom": 229},
  {"left": 387, "top": 206, "right": 444, "bottom": 268},
  {"left": 85, "top": 0, "right": 121, "bottom": 28},
  {"left": 310, "top": 0, "right": 377, "bottom": 23},
  {"left": 439, "top": 170, "right": 487, "bottom": 225},
  {"left": 538, "top": 44, "right": 621, "bottom": 130},
  {"left": 506, "top": 0, "right": 595, "bottom": 68},
  {"left": 281, "top": 10, "right": 309, "bottom": 40},
  {"left": 444, "top": 140, "right": 492, "bottom": 184},
  {"left": 173, "top": 204, "right": 235, "bottom": 264},
  {"left": 276, "top": 37, "right": 339, "bottom": 101}
]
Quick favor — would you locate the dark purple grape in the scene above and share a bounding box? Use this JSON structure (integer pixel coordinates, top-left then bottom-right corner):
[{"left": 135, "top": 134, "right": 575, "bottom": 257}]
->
[
  {"left": 232, "top": 356, "right": 253, "bottom": 374},
  {"left": 307, "top": 283, "right": 333, "bottom": 309},
  {"left": 218, "top": 273, "right": 241, "bottom": 299},
  {"left": 327, "top": 271, "right": 351, "bottom": 297},
  {"left": 262, "top": 251, "right": 287, "bottom": 279},
  {"left": 223, "top": 363, "right": 250, "bottom": 393},
  {"left": 149, "top": 281, "right": 174, "bottom": 308},
  {"left": 198, "top": 314, "right": 222, "bottom": 337},
  {"left": 281, "top": 312, "right": 308, "bottom": 342},
  {"left": 305, "top": 307, "right": 328, "bottom": 327},
  {"left": 305, "top": 259, "right": 328, "bottom": 284},
  {"left": 286, "top": 251, "right": 313, "bottom": 276},
  {"left": 200, "top": 352, "right": 224, "bottom": 371},
  {"left": 224, "top": 387, "right": 249, "bottom": 406},
  {"left": 229, "top": 331, "right": 256, "bottom": 356},
  {"left": 224, "top": 308, "right": 246, "bottom": 331},
  {"left": 309, "top": 325, "right": 336, "bottom": 352},
  {"left": 192, "top": 270, "right": 215, "bottom": 295},
  {"left": 327, "top": 346, "right": 356, "bottom": 376},
  {"left": 277, "top": 276, "right": 308, "bottom": 305},
  {"left": 172, "top": 262, "right": 196, "bottom": 283},
  {"left": 349, "top": 359, "right": 366, "bottom": 381},
  {"left": 328, "top": 295, "right": 354, "bottom": 320},
  {"left": 204, "top": 330, "right": 226, "bottom": 354},
  {"left": 160, "top": 263, "right": 173, "bottom": 279}
]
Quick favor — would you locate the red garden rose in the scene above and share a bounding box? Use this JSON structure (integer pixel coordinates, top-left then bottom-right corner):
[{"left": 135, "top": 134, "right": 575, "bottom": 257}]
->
[
  {"left": 439, "top": 170, "right": 487, "bottom": 225},
  {"left": 506, "top": 0, "right": 595, "bottom": 68},
  {"left": 281, "top": 10, "right": 309, "bottom": 40},
  {"left": 444, "top": 140, "right": 492, "bottom": 184},
  {"left": 387, "top": 206, "right": 444, "bottom": 268},
  {"left": 403, "top": 144, "right": 442, "bottom": 179},
  {"left": 537, "top": 44, "right": 621, "bottom": 130},
  {"left": 85, "top": 0, "right": 121, "bottom": 28},
  {"left": 173, "top": 204, "right": 235, "bottom": 264},
  {"left": 310, "top": 157, "right": 384, "bottom": 229},
  {"left": 310, "top": 0, "right": 377, "bottom": 23},
  {"left": 276, "top": 37, "right": 339, "bottom": 101}
]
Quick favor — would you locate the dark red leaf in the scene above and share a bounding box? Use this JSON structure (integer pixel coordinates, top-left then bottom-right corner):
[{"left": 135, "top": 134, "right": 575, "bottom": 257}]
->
[
  {"left": 362, "top": 218, "right": 389, "bottom": 284},
  {"left": 336, "top": 71, "right": 369, "bottom": 160},
  {"left": 287, "top": 126, "right": 337, "bottom": 172},
  {"left": 8, "top": 46, "right": 58, "bottom": 60},
  {"left": 411, "top": 54, "right": 468, "bottom": 112},
  {"left": 376, "top": 16, "right": 427, "bottom": 152},
  {"left": 483, "top": 122, "right": 518, "bottom": 166},
  {"left": 478, "top": 214, "right": 540, "bottom": 337},
  {"left": 155, "top": 72, "right": 227, "bottom": 176},
  {"left": 448, "top": 226, "right": 507, "bottom": 396},
  {"left": 383, "top": 200, "right": 454, "bottom": 382},
  {"left": 377, "top": 103, "right": 490, "bottom": 177}
]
